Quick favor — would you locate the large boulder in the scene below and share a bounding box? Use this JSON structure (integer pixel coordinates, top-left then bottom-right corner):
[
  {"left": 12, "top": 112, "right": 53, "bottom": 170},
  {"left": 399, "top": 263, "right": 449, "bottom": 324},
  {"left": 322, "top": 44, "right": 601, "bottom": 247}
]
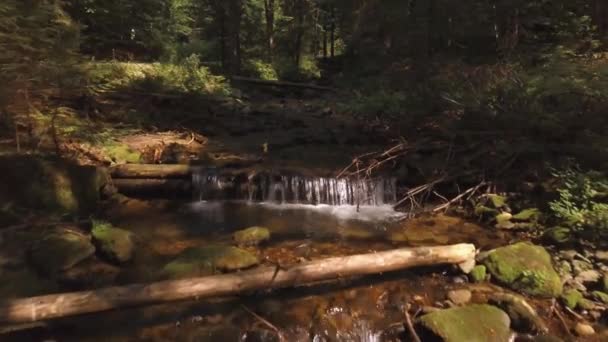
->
[
  {"left": 0, "top": 156, "right": 108, "bottom": 214},
  {"left": 482, "top": 242, "right": 563, "bottom": 298},
  {"left": 161, "top": 245, "right": 259, "bottom": 279},
  {"left": 28, "top": 229, "right": 95, "bottom": 275},
  {"left": 233, "top": 226, "right": 271, "bottom": 246},
  {"left": 417, "top": 304, "right": 512, "bottom": 342},
  {"left": 91, "top": 221, "right": 135, "bottom": 264}
]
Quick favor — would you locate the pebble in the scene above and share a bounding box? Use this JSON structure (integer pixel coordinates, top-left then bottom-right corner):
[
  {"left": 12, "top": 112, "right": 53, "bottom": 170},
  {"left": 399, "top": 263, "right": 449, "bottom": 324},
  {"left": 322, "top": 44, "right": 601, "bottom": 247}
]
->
[
  {"left": 447, "top": 289, "right": 472, "bottom": 305},
  {"left": 595, "top": 250, "right": 608, "bottom": 261},
  {"left": 451, "top": 276, "right": 467, "bottom": 284},
  {"left": 574, "top": 323, "right": 595, "bottom": 336}
]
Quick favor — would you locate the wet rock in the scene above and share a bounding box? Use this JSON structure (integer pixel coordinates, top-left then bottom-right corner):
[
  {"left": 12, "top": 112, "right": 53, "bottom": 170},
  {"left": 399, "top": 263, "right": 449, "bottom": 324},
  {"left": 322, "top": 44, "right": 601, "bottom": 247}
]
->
[
  {"left": 496, "top": 212, "right": 513, "bottom": 225},
  {"left": 470, "top": 265, "right": 487, "bottom": 283},
  {"left": 451, "top": 276, "right": 468, "bottom": 284},
  {"left": 91, "top": 221, "right": 135, "bottom": 264},
  {"left": 575, "top": 270, "right": 601, "bottom": 284},
  {"left": 447, "top": 289, "right": 472, "bottom": 305},
  {"left": 543, "top": 227, "right": 572, "bottom": 245},
  {"left": 28, "top": 230, "right": 95, "bottom": 275},
  {"left": 592, "top": 291, "right": 608, "bottom": 304},
  {"left": 572, "top": 259, "right": 593, "bottom": 274},
  {"left": 594, "top": 250, "right": 608, "bottom": 261},
  {"left": 603, "top": 274, "right": 608, "bottom": 292},
  {"left": 574, "top": 323, "right": 595, "bottom": 336},
  {"left": 482, "top": 242, "right": 562, "bottom": 298},
  {"left": 233, "top": 226, "right": 271, "bottom": 246},
  {"left": 556, "top": 260, "right": 572, "bottom": 277},
  {"left": 558, "top": 250, "right": 577, "bottom": 261},
  {"left": 578, "top": 298, "right": 597, "bottom": 310},
  {"left": 561, "top": 290, "right": 583, "bottom": 310},
  {"left": 417, "top": 304, "right": 512, "bottom": 342},
  {"left": 161, "top": 245, "right": 259, "bottom": 279},
  {"left": 58, "top": 258, "right": 120, "bottom": 288},
  {"left": 490, "top": 292, "right": 548, "bottom": 334}
]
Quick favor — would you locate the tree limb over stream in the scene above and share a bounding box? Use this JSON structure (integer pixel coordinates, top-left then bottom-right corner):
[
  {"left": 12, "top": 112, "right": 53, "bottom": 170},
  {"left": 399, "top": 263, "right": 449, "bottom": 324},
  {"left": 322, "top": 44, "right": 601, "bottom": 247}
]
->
[{"left": 0, "top": 243, "right": 475, "bottom": 324}]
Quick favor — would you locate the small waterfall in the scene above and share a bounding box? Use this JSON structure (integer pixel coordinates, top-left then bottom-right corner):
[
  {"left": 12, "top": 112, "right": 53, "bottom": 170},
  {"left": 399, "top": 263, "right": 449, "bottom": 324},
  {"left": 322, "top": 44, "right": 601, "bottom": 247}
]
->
[{"left": 192, "top": 169, "right": 397, "bottom": 206}]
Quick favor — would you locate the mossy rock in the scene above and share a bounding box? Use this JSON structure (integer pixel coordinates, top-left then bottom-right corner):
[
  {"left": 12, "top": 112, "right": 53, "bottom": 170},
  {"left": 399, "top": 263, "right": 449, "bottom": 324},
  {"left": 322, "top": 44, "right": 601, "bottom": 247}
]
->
[
  {"left": 543, "top": 227, "right": 572, "bottom": 245},
  {"left": 482, "top": 242, "right": 563, "bottom": 298},
  {"left": 512, "top": 208, "right": 541, "bottom": 221},
  {"left": 28, "top": 230, "right": 95, "bottom": 275},
  {"left": 470, "top": 265, "right": 487, "bottom": 283},
  {"left": 161, "top": 245, "right": 259, "bottom": 279},
  {"left": 592, "top": 291, "right": 608, "bottom": 304},
  {"left": 0, "top": 156, "right": 104, "bottom": 214},
  {"left": 417, "top": 304, "right": 512, "bottom": 342},
  {"left": 233, "top": 226, "right": 271, "bottom": 246},
  {"left": 103, "top": 141, "right": 141, "bottom": 164},
  {"left": 603, "top": 274, "right": 608, "bottom": 292},
  {"left": 91, "top": 221, "right": 135, "bottom": 264},
  {"left": 488, "top": 194, "right": 507, "bottom": 208}
]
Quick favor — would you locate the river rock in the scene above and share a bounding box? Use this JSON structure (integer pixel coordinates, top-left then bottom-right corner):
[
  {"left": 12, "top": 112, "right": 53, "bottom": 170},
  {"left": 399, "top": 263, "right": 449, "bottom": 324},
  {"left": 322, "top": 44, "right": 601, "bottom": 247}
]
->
[
  {"left": 233, "top": 226, "right": 271, "bottom": 246},
  {"left": 490, "top": 292, "right": 548, "bottom": 334},
  {"left": 161, "top": 245, "right": 259, "bottom": 279},
  {"left": 58, "top": 258, "right": 120, "bottom": 288},
  {"left": 470, "top": 265, "right": 487, "bottom": 283},
  {"left": 594, "top": 250, "right": 608, "bottom": 261},
  {"left": 572, "top": 259, "right": 593, "bottom": 274},
  {"left": 447, "top": 289, "right": 472, "bottom": 305},
  {"left": 592, "top": 291, "right": 608, "bottom": 304},
  {"left": 543, "top": 227, "right": 572, "bottom": 245},
  {"left": 574, "top": 323, "right": 595, "bottom": 336},
  {"left": 91, "top": 221, "right": 135, "bottom": 264},
  {"left": 28, "top": 230, "right": 95, "bottom": 275},
  {"left": 603, "top": 274, "right": 608, "bottom": 292},
  {"left": 417, "top": 304, "right": 512, "bottom": 342},
  {"left": 482, "top": 242, "right": 562, "bottom": 298},
  {"left": 561, "top": 290, "right": 583, "bottom": 310},
  {"left": 575, "top": 270, "right": 601, "bottom": 284}
]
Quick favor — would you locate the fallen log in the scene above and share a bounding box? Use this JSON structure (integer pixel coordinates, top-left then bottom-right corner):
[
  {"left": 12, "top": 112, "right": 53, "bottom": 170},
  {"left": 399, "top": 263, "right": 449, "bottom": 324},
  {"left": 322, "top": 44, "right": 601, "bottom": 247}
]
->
[
  {"left": 231, "top": 76, "right": 336, "bottom": 92},
  {"left": 110, "top": 164, "right": 195, "bottom": 179},
  {"left": 112, "top": 179, "right": 191, "bottom": 196},
  {"left": 0, "top": 243, "right": 475, "bottom": 324}
]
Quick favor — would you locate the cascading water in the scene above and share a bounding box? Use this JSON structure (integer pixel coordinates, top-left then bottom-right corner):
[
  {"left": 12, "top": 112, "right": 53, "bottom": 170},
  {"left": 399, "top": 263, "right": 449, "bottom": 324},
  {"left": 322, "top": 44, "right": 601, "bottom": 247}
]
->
[{"left": 192, "top": 168, "right": 397, "bottom": 206}]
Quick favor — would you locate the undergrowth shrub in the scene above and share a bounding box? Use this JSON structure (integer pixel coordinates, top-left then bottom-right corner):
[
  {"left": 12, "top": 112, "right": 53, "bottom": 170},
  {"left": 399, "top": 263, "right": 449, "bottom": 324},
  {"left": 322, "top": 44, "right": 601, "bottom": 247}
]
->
[
  {"left": 243, "top": 59, "right": 279, "bottom": 80},
  {"left": 549, "top": 166, "right": 608, "bottom": 238}
]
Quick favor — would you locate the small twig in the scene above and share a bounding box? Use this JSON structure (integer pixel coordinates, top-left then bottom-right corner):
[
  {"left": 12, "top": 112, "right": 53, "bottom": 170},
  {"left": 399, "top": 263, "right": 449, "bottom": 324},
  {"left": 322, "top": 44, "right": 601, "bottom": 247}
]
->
[
  {"left": 241, "top": 305, "right": 286, "bottom": 342},
  {"left": 552, "top": 302, "right": 573, "bottom": 337},
  {"left": 403, "top": 304, "right": 422, "bottom": 342},
  {"left": 432, "top": 181, "right": 487, "bottom": 212},
  {"left": 564, "top": 306, "right": 585, "bottom": 320}
]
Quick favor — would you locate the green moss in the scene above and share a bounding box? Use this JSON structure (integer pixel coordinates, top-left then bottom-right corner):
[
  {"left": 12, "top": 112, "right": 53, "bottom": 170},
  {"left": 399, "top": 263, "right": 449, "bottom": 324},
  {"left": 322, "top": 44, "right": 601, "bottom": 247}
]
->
[
  {"left": 592, "top": 291, "right": 608, "bottom": 304},
  {"left": 161, "top": 245, "right": 259, "bottom": 279},
  {"left": 578, "top": 298, "right": 596, "bottom": 310},
  {"left": 512, "top": 208, "right": 541, "bottom": 221},
  {"left": 475, "top": 205, "right": 499, "bottom": 216},
  {"left": 483, "top": 242, "right": 563, "bottom": 297},
  {"left": 488, "top": 194, "right": 507, "bottom": 208},
  {"left": 233, "top": 226, "right": 271, "bottom": 246},
  {"left": 543, "top": 227, "right": 572, "bottom": 245},
  {"left": 418, "top": 304, "right": 512, "bottom": 342},
  {"left": 470, "top": 265, "right": 487, "bottom": 283},
  {"left": 103, "top": 142, "right": 141, "bottom": 164},
  {"left": 91, "top": 220, "right": 135, "bottom": 263}
]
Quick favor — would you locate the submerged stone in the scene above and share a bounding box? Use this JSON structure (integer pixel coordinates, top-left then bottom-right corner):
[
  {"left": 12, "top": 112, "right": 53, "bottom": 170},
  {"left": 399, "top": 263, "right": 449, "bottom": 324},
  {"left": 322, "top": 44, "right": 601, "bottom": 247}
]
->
[
  {"left": 418, "top": 304, "right": 512, "bottom": 342},
  {"left": 91, "top": 221, "right": 135, "bottom": 264},
  {"left": 482, "top": 242, "right": 562, "bottom": 298},
  {"left": 162, "top": 245, "right": 259, "bottom": 279},
  {"left": 233, "top": 226, "right": 271, "bottom": 246},
  {"left": 28, "top": 230, "right": 95, "bottom": 275}
]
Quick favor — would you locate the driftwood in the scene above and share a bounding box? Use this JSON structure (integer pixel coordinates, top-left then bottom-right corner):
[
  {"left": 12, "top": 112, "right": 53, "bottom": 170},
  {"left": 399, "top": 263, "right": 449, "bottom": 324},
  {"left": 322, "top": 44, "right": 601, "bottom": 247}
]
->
[
  {"left": 231, "top": 76, "right": 336, "bottom": 92},
  {"left": 0, "top": 243, "right": 475, "bottom": 324}
]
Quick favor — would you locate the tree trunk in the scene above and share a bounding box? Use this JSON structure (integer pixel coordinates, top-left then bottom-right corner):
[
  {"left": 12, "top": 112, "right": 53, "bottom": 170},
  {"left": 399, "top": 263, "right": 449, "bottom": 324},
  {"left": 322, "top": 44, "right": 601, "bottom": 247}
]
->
[
  {"left": 330, "top": 6, "right": 336, "bottom": 58},
  {"left": 264, "top": 0, "right": 276, "bottom": 62},
  {"left": 0, "top": 244, "right": 476, "bottom": 324}
]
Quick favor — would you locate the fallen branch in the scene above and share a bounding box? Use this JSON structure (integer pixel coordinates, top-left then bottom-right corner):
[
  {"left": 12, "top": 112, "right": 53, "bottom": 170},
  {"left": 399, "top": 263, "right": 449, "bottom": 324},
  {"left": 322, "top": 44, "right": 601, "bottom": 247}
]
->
[
  {"left": 231, "top": 76, "right": 336, "bottom": 92},
  {"left": 0, "top": 243, "right": 475, "bottom": 324},
  {"left": 432, "top": 181, "right": 487, "bottom": 212},
  {"left": 242, "top": 305, "right": 286, "bottom": 342},
  {"left": 404, "top": 303, "right": 422, "bottom": 342}
]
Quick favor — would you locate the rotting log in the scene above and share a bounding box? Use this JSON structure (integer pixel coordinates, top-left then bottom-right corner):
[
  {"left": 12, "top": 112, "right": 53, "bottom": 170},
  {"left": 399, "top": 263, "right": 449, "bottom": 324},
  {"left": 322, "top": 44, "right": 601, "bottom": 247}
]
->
[
  {"left": 110, "top": 164, "right": 194, "bottom": 179},
  {"left": 231, "top": 76, "right": 337, "bottom": 92},
  {"left": 112, "top": 179, "right": 191, "bottom": 196},
  {"left": 0, "top": 243, "right": 475, "bottom": 324}
]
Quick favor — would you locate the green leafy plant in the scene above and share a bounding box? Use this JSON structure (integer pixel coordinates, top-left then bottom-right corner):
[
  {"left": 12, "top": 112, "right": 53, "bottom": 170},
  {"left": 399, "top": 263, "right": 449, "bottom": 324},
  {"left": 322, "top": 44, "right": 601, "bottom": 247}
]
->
[{"left": 549, "top": 166, "right": 608, "bottom": 238}]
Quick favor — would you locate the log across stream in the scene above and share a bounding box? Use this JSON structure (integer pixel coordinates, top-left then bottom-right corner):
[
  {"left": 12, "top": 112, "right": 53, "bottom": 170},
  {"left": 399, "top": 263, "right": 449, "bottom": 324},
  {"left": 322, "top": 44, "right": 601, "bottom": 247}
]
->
[{"left": 0, "top": 244, "right": 475, "bottom": 324}]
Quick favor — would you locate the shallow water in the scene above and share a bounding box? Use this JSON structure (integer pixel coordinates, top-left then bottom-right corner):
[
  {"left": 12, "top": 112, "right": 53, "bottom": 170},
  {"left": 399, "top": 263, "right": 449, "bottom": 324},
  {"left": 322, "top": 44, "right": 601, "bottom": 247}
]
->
[{"left": 0, "top": 199, "right": 525, "bottom": 341}]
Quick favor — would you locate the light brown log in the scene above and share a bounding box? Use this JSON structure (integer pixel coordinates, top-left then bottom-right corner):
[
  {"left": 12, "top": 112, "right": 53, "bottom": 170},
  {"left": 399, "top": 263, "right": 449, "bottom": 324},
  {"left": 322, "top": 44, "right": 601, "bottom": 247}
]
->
[
  {"left": 110, "top": 164, "right": 195, "bottom": 179},
  {"left": 0, "top": 243, "right": 475, "bottom": 324},
  {"left": 112, "top": 178, "right": 191, "bottom": 196},
  {"left": 231, "top": 76, "right": 336, "bottom": 92}
]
